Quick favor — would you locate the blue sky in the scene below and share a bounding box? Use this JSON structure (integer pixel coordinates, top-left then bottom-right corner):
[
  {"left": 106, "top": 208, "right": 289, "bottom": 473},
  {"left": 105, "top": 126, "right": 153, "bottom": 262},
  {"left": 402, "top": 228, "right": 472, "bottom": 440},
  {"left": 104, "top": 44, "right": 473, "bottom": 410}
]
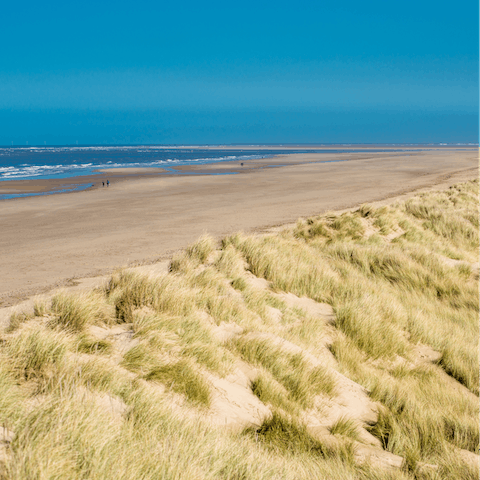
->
[{"left": 0, "top": 0, "right": 478, "bottom": 144}]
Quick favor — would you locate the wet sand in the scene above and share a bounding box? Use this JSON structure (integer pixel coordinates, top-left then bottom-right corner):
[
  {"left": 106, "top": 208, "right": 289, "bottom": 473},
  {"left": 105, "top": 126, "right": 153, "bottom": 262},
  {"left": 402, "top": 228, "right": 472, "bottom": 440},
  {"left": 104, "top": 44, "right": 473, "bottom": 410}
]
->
[{"left": 0, "top": 149, "right": 477, "bottom": 306}]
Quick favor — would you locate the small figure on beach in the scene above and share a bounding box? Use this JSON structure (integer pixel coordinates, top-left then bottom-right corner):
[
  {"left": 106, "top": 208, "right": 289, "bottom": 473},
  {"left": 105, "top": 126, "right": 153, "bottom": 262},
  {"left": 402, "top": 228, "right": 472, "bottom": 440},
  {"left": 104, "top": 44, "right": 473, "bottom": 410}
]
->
[
  {"left": 102, "top": 182, "right": 104, "bottom": 187},
  {"left": 106, "top": 180, "right": 110, "bottom": 187},
  {"left": 241, "top": 163, "right": 244, "bottom": 166}
]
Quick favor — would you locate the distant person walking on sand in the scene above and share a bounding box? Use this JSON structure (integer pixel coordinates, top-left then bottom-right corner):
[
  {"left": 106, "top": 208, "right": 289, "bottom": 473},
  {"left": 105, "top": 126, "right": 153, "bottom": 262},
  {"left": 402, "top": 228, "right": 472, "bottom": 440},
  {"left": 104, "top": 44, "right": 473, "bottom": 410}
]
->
[
  {"left": 102, "top": 182, "right": 104, "bottom": 187},
  {"left": 106, "top": 180, "right": 109, "bottom": 187}
]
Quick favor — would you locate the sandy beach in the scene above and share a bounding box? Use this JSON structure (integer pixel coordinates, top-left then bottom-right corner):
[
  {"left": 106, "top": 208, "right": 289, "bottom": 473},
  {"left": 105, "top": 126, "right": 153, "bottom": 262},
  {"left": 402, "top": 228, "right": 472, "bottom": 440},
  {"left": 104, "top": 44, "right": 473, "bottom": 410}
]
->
[{"left": 0, "top": 148, "right": 477, "bottom": 306}]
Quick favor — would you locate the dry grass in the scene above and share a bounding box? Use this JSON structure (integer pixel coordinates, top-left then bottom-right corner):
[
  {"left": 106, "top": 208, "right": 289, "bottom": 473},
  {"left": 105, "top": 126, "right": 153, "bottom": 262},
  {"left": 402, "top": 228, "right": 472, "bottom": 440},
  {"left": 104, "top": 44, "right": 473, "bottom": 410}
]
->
[
  {"left": 329, "top": 416, "right": 361, "bottom": 441},
  {"left": 0, "top": 180, "right": 477, "bottom": 479},
  {"left": 50, "top": 291, "right": 114, "bottom": 331},
  {"left": 232, "top": 336, "right": 336, "bottom": 405},
  {"left": 145, "top": 359, "right": 211, "bottom": 407}
]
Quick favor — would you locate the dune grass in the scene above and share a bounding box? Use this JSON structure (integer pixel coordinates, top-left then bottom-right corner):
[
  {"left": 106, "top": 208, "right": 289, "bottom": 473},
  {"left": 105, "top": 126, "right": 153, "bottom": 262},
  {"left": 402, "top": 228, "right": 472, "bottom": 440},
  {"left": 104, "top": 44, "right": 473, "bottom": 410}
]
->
[
  {"left": 329, "top": 416, "right": 361, "bottom": 441},
  {"left": 145, "top": 359, "right": 211, "bottom": 407},
  {"left": 0, "top": 179, "right": 477, "bottom": 479},
  {"left": 50, "top": 291, "right": 114, "bottom": 331},
  {"left": 232, "top": 336, "right": 336, "bottom": 406},
  {"left": 245, "top": 411, "right": 340, "bottom": 457}
]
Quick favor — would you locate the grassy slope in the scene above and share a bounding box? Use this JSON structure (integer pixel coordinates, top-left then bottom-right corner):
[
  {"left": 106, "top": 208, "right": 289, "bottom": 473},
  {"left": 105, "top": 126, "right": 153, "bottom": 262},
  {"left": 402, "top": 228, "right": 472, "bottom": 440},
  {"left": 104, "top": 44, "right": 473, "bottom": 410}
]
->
[{"left": 0, "top": 180, "right": 478, "bottom": 479}]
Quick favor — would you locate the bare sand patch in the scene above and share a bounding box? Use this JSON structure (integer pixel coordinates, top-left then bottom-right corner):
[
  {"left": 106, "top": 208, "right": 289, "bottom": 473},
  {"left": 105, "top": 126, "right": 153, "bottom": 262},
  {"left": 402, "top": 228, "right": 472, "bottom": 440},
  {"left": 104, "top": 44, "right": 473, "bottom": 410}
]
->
[{"left": 94, "top": 167, "right": 167, "bottom": 174}]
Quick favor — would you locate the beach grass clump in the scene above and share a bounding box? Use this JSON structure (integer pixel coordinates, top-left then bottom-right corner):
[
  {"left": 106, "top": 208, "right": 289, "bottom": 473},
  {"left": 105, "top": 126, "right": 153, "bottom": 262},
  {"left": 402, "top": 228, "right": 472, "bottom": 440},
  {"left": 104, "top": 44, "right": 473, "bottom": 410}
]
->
[
  {"left": 72, "top": 357, "right": 131, "bottom": 397},
  {"left": 181, "top": 340, "right": 232, "bottom": 376},
  {"left": 240, "top": 288, "right": 285, "bottom": 324},
  {"left": 169, "top": 234, "right": 216, "bottom": 273},
  {"left": 283, "top": 311, "right": 328, "bottom": 349},
  {"left": 328, "top": 336, "right": 368, "bottom": 379},
  {"left": 295, "top": 211, "right": 366, "bottom": 241},
  {"left": 250, "top": 372, "right": 299, "bottom": 413},
  {"left": 50, "top": 291, "right": 113, "bottom": 331},
  {"left": 233, "top": 336, "right": 336, "bottom": 405},
  {"left": 325, "top": 242, "right": 436, "bottom": 294},
  {"left": 403, "top": 195, "right": 479, "bottom": 250},
  {"left": 0, "top": 362, "right": 27, "bottom": 422},
  {"left": 329, "top": 416, "right": 361, "bottom": 441},
  {"left": 3, "top": 324, "right": 69, "bottom": 381},
  {"left": 106, "top": 270, "right": 157, "bottom": 320},
  {"left": 230, "top": 233, "right": 337, "bottom": 303},
  {"left": 230, "top": 276, "right": 248, "bottom": 291},
  {"left": 120, "top": 343, "right": 160, "bottom": 375},
  {"left": 215, "top": 243, "right": 247, "bottom": 278},
  {"left": 366, "top": 364, "right": 479, "bottom": 464},
  {"left": 184, "top": 234, "right": 216, "bottom": 264},
  {"left": 6, "top": 311, "right": 31, "bottom": 332},
  {"left": 245, "top": 411, "right": 327, "bottom": 455},
  {"left": 195, "top": 285, "right": 256, "bottom": 327},
  {"left": 438, "top": 345, "right": 479, "bottom": 395},
  {"left": 145, "top": 359, "right": 211, "bottom": 407},
  {"left": 131, "top": 309, "right": 233, "bottom": 376},
  {"left": 329, "top": 212, "right": 366, "bottom": 240},
  {"left": 32, "top": 298, "right": 49, "bottom": 317},
  {"left": 334, "top": 296, "right": 407, "bottom": 359},
  {"left": 400, "top": 295, "right": 478, "bottom": 394},
  {"left": 245, "top": 411, "right": 356, "bottom": 466},
  {"left": 4, "top": 389, "right": 129, "bottom": 480},
  {"left": 76, "top": 334, "right": 113, "bottom": 355},
  {"left": 398, "top": 183, "right": 480, "bottom": 257},
  {"left": 107, "top": 271, "right": 196, "bottom": 321}
]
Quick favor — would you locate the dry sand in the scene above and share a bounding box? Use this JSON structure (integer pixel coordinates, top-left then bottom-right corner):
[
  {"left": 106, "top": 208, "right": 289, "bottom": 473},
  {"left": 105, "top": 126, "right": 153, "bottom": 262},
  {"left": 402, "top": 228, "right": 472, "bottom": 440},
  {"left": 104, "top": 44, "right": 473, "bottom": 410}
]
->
[{"left": 0, "top": 149, "right": 477, "bottom": 306}]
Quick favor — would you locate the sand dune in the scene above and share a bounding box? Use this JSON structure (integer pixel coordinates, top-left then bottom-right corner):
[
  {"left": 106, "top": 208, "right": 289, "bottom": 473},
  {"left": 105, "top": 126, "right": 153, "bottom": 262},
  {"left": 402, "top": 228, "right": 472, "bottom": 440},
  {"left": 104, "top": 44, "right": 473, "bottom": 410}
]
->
[{"left": 0, "top": 180, "right": 477, "bottom": 478}]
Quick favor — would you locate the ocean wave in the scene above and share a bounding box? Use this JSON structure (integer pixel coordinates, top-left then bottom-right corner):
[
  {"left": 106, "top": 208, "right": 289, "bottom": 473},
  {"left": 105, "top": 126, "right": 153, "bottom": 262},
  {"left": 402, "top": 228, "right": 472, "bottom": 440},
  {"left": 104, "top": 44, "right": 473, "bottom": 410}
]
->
[{"left": 0, "top": 153, "right": 269, "bottom": 180}]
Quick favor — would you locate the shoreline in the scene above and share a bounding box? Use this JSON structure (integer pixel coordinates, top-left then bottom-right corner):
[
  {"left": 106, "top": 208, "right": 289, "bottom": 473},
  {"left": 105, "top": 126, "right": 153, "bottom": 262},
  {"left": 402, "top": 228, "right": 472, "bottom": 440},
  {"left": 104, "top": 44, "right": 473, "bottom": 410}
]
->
[
  {"left": 0, "top": 149, "right": 477, "bottom": 306},
  {"left": 0, "top": 146, "right": 476, "bottom": 198}
]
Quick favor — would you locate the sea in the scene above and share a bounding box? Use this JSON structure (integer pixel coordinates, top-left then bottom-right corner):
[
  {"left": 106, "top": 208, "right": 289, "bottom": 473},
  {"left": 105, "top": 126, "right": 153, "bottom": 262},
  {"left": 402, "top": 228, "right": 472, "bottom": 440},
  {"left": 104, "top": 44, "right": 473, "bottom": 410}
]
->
[{"left": 0, "top": 144, "right": 475, "bottom": 200}]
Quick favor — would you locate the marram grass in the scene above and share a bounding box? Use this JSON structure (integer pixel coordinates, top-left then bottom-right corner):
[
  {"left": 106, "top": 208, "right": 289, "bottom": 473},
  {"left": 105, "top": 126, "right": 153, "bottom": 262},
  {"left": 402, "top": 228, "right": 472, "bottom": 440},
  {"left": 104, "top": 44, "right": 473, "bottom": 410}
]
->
[{"left": 0, "top": 180, "right": 478, "bottom": 479}]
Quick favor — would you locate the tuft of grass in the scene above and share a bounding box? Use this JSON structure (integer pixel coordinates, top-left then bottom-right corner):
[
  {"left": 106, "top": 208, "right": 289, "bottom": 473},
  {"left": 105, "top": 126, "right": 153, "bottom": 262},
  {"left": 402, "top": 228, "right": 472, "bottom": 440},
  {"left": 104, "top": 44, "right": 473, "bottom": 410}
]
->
[
  {"left": 169, "top": 235, "right": 216, "bottom": 272},
  {"left": 145, "top": 359, "right": 211, "bottom": 406},
  {"left": 7, "top": 311, "right": 31, "bottom": 332},
  {"left": 33, "top": 299, "right": 49, "bottom": 317},
  {"left": 233, "top": 336, "right": 336, "bottom": 406},
  {"left": 366, "top": 367, "right": 479, "bottom": 466},
  {"left": 4, "top": 324, "right": 69, "bottom": 381},
  {"left": 181, "top": 341, "right": 232, "bottom": 376},
  {"left": 245, "top": 411, "right": 356, "bottom": 465},
  {"left": 358, "top": 203, "right": 375, "bottom": 218},
  {"left": 107, "top": 271, "right": 196, "bottom": 322},
  {"left": 73, "top": 357, "right": 131, "bottom": 396},
  {"left": 215, "top": 244, "right": 247, "bottom": 278},
  {"left": 438, "top": 346, "right": 478, "bottom": 395},
  {"left": 334, "top": 298, "right": 407, "bottom": 359},
  {"left": 121, "top": 343, "right": 159, "bottom": 375},
  {"left": 132, "top": 310, "right": 233, "bottom": 376},
  {"left": 185, "top": 234, "right": 216, "bottom": 264},
  {"left": 0, "top": 362, "right": 27, "bottom": 422},
  {"left": 76, "top": 334, "right": 113, "bottom": 355},
  {"left": 231, "top": 276, "right": 248, "bottom": 291},
  {"left": 50, "top": 291, "right": 113, "bottom": 331},
  {"left": 329, "top": 416, "right": 360, "bottom": 441},
  {"left": 245, "top": 411, "right": 327, "bottom": 455},
  {"left": 250, "top": 373, "right": 299, "bottom": 414},
  {"left": 329, "top": 213, "right": 366, "bottom": 239}
]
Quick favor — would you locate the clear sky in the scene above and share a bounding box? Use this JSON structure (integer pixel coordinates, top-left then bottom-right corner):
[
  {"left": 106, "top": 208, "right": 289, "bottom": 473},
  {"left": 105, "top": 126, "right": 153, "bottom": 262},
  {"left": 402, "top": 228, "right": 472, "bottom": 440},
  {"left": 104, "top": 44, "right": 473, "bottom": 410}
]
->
[{"left": 0, "top": 0, "right": 478, "bottom": 145}]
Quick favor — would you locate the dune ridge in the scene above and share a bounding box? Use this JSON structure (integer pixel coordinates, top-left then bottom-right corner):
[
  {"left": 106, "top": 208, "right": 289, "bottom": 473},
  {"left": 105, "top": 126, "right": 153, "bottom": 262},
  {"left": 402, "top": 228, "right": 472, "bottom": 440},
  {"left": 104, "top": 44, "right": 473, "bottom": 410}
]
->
[{"left": 0, "top": 180, "right": 478, "bottom": 479}]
